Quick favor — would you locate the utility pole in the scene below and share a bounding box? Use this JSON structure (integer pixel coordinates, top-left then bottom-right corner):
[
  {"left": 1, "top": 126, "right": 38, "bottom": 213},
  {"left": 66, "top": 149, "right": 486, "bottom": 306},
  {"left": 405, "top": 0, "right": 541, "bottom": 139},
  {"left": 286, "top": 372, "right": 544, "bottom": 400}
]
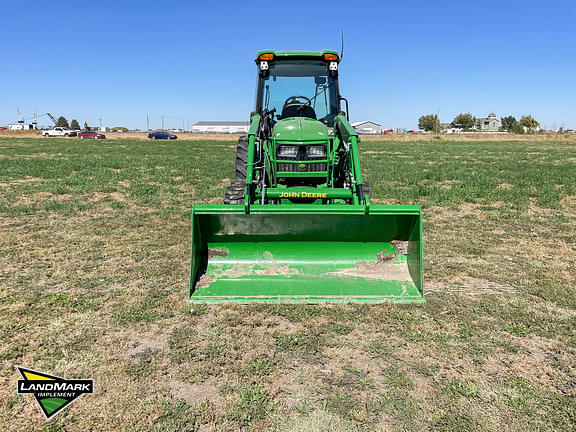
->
[
  {"left": 161, "top": 115, "right": 164, "bottom": 130},
  {"left": 99, "top": 116, "right": 103, "bottom": 130},
  {"left": 146, "top": 114, "right": 149, "bottom": 131},
  {"left": 182, "top": 119, "right": 185, "bottom": 132}
]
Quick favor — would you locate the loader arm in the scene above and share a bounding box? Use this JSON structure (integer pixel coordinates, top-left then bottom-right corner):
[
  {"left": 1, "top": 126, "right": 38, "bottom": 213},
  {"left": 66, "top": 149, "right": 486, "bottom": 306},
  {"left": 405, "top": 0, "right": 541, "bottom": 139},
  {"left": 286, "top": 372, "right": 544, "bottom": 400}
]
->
[
  {"left": 334, "top": 114, "right": 368, "bottom": 206},
  {"left": 244, "top": 114, "right": 261, "bottom": 210}
]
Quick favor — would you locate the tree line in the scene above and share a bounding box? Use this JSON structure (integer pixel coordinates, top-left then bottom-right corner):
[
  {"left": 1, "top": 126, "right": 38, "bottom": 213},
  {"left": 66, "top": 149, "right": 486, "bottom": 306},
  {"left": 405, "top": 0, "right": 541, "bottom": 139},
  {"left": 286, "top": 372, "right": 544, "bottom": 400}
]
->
[
  {"left": 417, "top": 113, "right": 540, "bottom": 133},
  {"left": 55, "top": 116, "right": 81, "bottom": 130}
]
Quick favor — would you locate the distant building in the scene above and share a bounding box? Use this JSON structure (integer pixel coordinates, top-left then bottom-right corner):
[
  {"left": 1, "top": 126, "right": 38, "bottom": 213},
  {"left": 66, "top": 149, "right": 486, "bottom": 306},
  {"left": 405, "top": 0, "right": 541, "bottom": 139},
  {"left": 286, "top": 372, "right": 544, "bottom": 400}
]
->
[
  {"left": 351, "top": 121, "right": 382, "bottom": 135},
  {"left": 192, "top": 121, "right": 250, "bottom": 134},
  {"left": 476, "top": 113, "right": 500, "bottom": 132},
  {"left": 8, "top": 123, "right": 35, "bottom": 130}
]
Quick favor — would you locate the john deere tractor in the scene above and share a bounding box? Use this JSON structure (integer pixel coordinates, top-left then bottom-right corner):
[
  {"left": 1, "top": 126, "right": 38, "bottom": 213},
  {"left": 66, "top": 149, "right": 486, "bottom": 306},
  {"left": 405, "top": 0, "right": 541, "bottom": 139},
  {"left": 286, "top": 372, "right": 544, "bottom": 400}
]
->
[{"left": 189, "top": 50, "right": 423, "bottom": 303}]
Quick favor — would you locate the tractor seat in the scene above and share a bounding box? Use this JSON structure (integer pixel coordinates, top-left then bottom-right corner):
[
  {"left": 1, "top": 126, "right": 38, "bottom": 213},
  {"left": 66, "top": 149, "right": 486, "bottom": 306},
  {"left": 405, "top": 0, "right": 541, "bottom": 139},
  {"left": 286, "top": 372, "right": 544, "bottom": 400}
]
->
[{"left": 281, "top": 104, "right": 316, "bottom": 120}]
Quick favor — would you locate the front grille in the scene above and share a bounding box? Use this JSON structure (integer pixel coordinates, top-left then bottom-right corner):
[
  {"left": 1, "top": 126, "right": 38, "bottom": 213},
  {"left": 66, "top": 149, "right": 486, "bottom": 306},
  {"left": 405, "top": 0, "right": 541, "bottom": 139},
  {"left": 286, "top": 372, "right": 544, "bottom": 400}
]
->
[
  {"left": 276, "top": 144, "right": 327, "bottom": 173},
  {"left": 277, "top": 162, "right": 327, "bottom": 172}
]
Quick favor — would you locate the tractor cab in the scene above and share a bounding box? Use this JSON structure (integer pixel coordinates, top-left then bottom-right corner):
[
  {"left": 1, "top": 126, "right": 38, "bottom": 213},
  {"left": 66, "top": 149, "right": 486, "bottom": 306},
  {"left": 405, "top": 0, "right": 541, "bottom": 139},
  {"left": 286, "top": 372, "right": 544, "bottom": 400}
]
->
[{"left": 255, "top": 51, "right": 341, "bottom": 126}]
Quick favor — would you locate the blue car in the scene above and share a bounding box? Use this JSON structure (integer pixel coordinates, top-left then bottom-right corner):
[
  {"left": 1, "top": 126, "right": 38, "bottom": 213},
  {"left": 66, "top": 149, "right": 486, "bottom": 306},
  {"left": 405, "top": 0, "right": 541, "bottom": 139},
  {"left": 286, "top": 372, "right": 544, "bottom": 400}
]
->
[{"left": 148, "top": 131, "right": 178, "bottom": 140}]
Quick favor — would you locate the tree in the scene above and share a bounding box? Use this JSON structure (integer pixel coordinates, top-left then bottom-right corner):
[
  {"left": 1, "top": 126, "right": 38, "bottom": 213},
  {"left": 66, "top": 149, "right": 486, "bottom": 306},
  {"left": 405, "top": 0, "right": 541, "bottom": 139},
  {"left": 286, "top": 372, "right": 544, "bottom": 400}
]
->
[
  {"left": 55, "top": 116, "right": 69, "bottom": 128},
  {"left": 418, "top": 114, "right": 440, "bottom": 132},
  {"left": 501, "top": 115, "right": 517, "bottom": 131},
  {"left": 70, "top": 119, "right": 80, "bottom": 130},
  {"left": 451, "top": 113, "right": 476, "bottom": 131},
  {"left": 519, "top": 115, "right": 539, "bottom": 133},
  {"left": 510, "top": 123, "right": 524, "bottom": 134}
]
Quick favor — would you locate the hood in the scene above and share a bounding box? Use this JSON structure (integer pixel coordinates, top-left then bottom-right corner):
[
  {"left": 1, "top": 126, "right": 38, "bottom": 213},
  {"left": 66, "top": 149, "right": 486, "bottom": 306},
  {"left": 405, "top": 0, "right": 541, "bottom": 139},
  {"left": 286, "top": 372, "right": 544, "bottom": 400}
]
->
[{"left": 273, "top": 117, "right": 328, "bottom": 142}]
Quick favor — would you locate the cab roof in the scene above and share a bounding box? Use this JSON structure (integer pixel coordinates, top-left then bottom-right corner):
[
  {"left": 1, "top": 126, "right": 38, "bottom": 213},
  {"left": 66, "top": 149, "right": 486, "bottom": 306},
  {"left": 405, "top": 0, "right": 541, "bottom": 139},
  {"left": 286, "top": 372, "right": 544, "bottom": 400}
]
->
[{"left": 255, "top": 50, "right": 339, "bottom": 62}]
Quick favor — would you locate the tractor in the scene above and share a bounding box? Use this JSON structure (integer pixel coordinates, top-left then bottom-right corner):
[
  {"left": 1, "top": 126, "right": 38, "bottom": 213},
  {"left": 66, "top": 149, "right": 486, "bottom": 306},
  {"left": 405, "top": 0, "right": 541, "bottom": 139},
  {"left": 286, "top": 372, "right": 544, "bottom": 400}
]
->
[{"left": 189, "top": 50, "right": 423, "bottom": 303}]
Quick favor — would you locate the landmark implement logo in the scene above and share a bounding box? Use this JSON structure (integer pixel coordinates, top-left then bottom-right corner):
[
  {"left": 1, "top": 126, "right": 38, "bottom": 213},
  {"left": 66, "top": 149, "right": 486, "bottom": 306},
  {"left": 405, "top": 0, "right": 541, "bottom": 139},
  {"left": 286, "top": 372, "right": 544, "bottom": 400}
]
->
[{"left": 16, "top": 366, "right": 94, "bottom": 421}]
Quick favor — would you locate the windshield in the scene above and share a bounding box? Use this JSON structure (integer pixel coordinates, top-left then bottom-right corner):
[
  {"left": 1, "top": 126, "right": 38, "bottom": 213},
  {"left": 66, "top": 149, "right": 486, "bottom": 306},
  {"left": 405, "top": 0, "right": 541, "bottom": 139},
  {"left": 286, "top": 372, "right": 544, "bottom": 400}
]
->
[{"left": 256, "top": 60, "right": 339, "bottom": 126}]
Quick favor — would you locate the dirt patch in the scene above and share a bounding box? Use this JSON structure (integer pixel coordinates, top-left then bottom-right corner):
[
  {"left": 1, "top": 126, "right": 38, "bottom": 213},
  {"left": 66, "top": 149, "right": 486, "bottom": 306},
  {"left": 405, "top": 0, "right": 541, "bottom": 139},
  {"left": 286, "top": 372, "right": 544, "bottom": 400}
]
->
[
  {"left": 206, "top": 251, "right": 299, "bottom": 282},
  {"left": 255, "top": 251, "right": 299, "bottom": 276},
  {"left": 435, "top": 180, "right": 463, "bottom": 190},
  {"left": 216, "top": 178, "right": 231, "bottom": 189},
  {"left": 391, "top": 240, "right": 408, "bottom": 255},
  {"left": 118, "top": 179, "right": 131, "bottom": 188},
  {"left": 128, "top": 333, "right": 169, "bottom": 357},
  {"left": 0, "top": 176, "right": 45, "bottom": 189},
  {"left": 333, "top": 254, "right": 411, "bottom": 281},
  {"left": 208, "top": 248, "right": 228, "bottom": 259},
  {"left": 197, "top": 274, "right": 214, "bottom": 288},
  {"left": 498, "top": 183, "right": 514, "bottom": 189},
  {"left": 426, "top": 278, "right": 518, "bottom": 296},
  {"left": 87, "top": 192, "right": 127, "bottom": 203},
  {"left": 484, "top": 335, "right": 575, "bottom": 393},
  {"left": 559, "top": 195, "right": 576, "bottom": 210},
  {"left": 169, "top": 379, "right": 223, "bottom": 405},
  {"left": 211, "top": 263, "right": 298, "bottom": 279},
  {"left": 331, "top": 244, "right": 411, "bottom": 281}
]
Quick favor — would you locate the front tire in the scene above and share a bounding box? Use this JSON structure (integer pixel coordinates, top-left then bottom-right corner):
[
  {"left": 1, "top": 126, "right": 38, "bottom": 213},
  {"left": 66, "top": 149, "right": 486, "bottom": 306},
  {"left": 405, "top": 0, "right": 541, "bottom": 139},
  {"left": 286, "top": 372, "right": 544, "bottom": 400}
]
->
[
  {"left": 234, "top": 136, "right": 248, "bottom": 180},
  {"left": 224, "top": 180, "right": 245, "bottom": 205}
]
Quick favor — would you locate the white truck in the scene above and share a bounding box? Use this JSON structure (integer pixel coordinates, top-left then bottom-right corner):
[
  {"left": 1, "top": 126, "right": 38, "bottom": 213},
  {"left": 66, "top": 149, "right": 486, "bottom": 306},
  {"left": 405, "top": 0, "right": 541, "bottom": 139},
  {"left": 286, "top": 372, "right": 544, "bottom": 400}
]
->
[{"left": 42, "top": 127, "right": 77, "bottom": 137}]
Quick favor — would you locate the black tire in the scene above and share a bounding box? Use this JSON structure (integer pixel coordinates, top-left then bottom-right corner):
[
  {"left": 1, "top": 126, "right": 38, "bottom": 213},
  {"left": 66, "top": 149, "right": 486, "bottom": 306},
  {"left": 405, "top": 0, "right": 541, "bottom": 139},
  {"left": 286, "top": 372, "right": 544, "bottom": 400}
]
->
[
  {"left": 362, "top": 181, "right": 370, "bottom": 196},
  {"left": 234, "top": 136, "right": 248, "bottom": 180},
  {"left": 224, "top": 180, "right": 245, "bottom": 205}
]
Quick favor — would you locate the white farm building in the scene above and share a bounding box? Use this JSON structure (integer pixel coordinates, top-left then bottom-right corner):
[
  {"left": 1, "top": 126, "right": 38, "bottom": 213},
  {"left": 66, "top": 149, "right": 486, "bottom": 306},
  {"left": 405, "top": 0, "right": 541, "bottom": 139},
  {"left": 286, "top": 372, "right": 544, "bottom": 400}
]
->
[
  {"left": 351, "top": 120, "right": 382, "bottom": 135},
  {"left": 192, "top": 121, "right": 250, "bottom": 134}
]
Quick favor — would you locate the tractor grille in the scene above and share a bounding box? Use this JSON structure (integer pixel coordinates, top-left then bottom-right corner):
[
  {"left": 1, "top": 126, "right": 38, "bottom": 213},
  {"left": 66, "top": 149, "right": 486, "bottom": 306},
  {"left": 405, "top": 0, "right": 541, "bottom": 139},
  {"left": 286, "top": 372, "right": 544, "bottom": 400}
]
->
[
  {"left": 277, "top": 162, "right": 327, "bottom": 172},
  {"left": 276, "top": 144, "right": 327, "bottom": 173}
]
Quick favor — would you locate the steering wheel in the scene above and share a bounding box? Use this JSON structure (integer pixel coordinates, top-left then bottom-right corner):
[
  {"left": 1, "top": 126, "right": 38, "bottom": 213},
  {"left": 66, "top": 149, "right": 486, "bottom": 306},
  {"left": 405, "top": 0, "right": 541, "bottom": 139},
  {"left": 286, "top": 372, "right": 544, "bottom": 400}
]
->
[{"left": 283, "top": 95, "right": 312, "bottom": 109}]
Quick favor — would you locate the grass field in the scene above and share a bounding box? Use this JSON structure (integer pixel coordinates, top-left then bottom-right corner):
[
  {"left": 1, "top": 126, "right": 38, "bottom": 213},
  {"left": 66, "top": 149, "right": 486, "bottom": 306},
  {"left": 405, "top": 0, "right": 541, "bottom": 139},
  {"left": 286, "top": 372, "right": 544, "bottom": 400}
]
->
[{"left": 0, "top": 137, "right": 575, "bottom": 431}]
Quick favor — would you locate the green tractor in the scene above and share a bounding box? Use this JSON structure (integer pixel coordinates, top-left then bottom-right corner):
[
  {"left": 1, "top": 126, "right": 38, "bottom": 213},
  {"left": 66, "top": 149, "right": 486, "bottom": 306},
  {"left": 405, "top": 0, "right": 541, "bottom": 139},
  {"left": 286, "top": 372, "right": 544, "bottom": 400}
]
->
[{"left": 189, "top": 50, "right": 423, "bottom": 303}]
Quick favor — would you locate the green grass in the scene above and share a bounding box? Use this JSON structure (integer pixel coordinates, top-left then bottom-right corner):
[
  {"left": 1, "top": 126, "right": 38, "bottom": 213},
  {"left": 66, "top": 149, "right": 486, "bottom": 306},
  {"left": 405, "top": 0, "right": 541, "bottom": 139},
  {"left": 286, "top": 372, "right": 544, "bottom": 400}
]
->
[{"left": 0, "top": 137, "right": 575, "bottom": 431}]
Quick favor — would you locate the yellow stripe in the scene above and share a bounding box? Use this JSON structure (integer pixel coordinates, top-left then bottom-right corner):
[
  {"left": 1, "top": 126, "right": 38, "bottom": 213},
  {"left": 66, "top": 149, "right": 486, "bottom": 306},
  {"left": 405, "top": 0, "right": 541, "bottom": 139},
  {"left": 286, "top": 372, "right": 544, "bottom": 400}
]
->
[{"left": 22, "top": 371, "right": 55, "bottom": 381}]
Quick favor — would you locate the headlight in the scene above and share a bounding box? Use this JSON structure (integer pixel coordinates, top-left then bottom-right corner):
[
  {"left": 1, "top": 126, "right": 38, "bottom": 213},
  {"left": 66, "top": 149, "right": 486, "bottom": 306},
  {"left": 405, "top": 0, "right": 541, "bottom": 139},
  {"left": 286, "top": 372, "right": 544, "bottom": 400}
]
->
[
  {"left": 278, "top": 145, "right": 298, "bottom": 157},
  {"left": 306, "top": 145, "right": 326, "bottom": 157}
]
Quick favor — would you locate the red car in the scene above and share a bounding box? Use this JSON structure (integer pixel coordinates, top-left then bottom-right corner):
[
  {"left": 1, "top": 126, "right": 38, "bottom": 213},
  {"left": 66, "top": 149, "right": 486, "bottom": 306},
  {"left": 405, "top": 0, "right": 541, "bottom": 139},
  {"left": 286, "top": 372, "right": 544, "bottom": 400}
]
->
[{"left": 78, "top": 131, "right": 106, "bottom": 140}]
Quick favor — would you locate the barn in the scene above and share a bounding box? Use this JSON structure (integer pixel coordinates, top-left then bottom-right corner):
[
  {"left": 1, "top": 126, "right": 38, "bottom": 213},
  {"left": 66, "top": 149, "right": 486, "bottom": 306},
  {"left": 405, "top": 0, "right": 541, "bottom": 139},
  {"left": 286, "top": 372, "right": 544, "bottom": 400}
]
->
[
  {"left": 192, "top": 121, "right": 250, "bottom": 134},
  {"left": 351, "top": 120, "right": 382, "bottom": 135}
]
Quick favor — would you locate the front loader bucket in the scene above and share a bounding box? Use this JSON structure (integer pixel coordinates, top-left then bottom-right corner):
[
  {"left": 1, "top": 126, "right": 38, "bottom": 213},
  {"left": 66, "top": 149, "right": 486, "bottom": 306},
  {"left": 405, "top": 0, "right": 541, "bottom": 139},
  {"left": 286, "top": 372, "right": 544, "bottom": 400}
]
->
[{"left": 189, "top": 204, "right": 423, "bottom": 303}]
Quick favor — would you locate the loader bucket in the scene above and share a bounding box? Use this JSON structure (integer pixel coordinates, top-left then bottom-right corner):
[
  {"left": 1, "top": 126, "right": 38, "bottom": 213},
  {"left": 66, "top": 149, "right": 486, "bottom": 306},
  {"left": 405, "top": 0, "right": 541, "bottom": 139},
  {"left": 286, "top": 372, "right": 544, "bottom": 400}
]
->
[{"left": 189, "top": 204, "right": 423, "bottom": 303}]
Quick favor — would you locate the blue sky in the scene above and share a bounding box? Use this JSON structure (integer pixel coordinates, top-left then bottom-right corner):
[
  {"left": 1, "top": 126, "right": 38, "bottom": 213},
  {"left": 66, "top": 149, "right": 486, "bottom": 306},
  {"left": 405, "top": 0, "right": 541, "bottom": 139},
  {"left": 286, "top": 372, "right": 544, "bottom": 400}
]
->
[{"left": 1, "top": 1, "right": 575, "bottom": 130}]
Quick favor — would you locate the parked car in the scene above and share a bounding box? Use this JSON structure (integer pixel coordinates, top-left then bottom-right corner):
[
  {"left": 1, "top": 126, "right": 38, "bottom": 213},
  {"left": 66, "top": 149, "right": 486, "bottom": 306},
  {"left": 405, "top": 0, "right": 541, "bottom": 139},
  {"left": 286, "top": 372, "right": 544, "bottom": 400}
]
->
[
  {"left": 78, "top": 131, "right": 106, "bottom": 140},
  {"left": 42, "top": 127, "right": 77, "bottom": 137},
  {"left": 148, "top": 131, "right": 177, "bottom": 140}
]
